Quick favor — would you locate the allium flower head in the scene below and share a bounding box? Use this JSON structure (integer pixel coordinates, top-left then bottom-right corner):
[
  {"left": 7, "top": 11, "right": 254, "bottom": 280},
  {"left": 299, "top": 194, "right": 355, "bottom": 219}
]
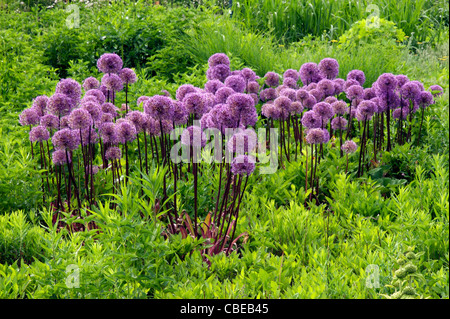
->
[
  {"left": 227, "top": 131, "right": 257, "bottom": 154},
  {"left": 183, "top": 92, "right": 208, "bottom": 118},
  {"left": 97, "top": 53, "right": 123, "bottom": 74},
  {"left": 357, "top": 100, "right": 376, "bottom": 119},
  {"left": 279, "top": 88, "right": 296, "bottom": 101},
  {"left": 317, "top": 79, "right": 336, "bottom": 97},
  {"left": 241, "top": 68, "right": 257, "bottom": 82},
  {"left": 331, "top": 117, "right": 348, "bottom": 131},
  {"left": 68, "top": 108, "right": 93, "bottom": 129},
  {"left": 299, "top": 62, "right": 322, "bottom": 86},
  {"left": 410, "top": 80, "right": 425, "bottom": 91},
  {"left": 29, "top": 125, "right": 50, "bottom": 142},
  {"left": 81, "top": 101, "right": 102, "bottom": 122},
  {"left": 47, "top": 93, "right": 72, "bottom": 117},
  {"left": 119, "top": 68, "right": 137, "bottom": 84},
  {"left": 144, "top": 95, "right": 174, "bottom": 121},
  {"left": 99, "top": 122, "right": 118, "bottom": 144},
  {"left": 137, "top": 96, "right": 151, "bottom": 108},
  {"left": 375, "top": 73, "right": 397, "bottom": 94},
  {"left": 101, "top": 102, "right": 118, "bottom": 117},
  {"left": 205, "top": 80, "right": 225, "bottom": 94},
  {"left": 309, "top": 89, "right": 323, "bottom": 102},
  {"left": 341, "top": 140, "right": 358, "bottom": 154},
  {"left": 283, "top": 69, "right": 300, "bottom": 81},
  {"left": 264, "top": 72, "right": 280, "bottom": 87},
  {"left": 363, "top": 87, "right": 377, "bottom": 100},
  {"left": 217, "top": 104, "right": 239, "bottom": 131},
  {"left": 318, "top": 58, "right": 339, "bottom": 80},
  {"left": 346, "top": 84, "right": 364, "bottom": 100},
  {"left": 126, "top": 111, "right": 146, "bottom": 133},
  {"left": 52, "top": 128, "right": 80, "bottom": 151},
  {"left": 85, "top": 89, "right": 106, "bottom": 105},
  {"left": 176, "top": 84, "right": 197, "bottom": 101},
  {"left": 417, "top": 91, "right": 433, "bottom": 108},
  {"left": 207, "top": 64, "right": 231, "bottom": 82},
  {"left": 261, "top": 103, "right": 280, "bottom": 120},
  {"left": 208, "top": 53, "right": 230, "bottom": 68},
  {"left": 214, "top": 86, "right": 236, "bottom": 104},
  {"left": 32, "top": 95, "right": 49, "bottom": 117},
  {"left": 259, "top": 88, "right": 278, "bottom": 102},
  {"left": 290, "top": 101, "right": 304, "bottom": 114},
  {"left": 378, "top": 89, "right": 400, "bottom": 111},
  {"left": 19, "top": 108, "right": 40, "bottom": 126},
  {"left": 83, "top": 77, "right": 100, "bottom": 91},
  {"left": 333, "top": 78, "right": 345, "bottom": 95},
  {"left": 40, "top": 114, "right": 59, "bottom": 130},
  {"left": 395, "top": 75, "right": 409, "bottom": 88},
  {"left": 302, "top": 94, "right": 317, "bottom": 109},
  {"left": 116, "top": 119, "right": 137, "bottom": 143},
  {"left": 343, "top": 79, "right": 360, "bottom": 91},
  {"left": 181, "top": 125, "right": 207, "bottom": 147},
  {"left": 246, "top": 81, "right": 260, "bottom": 94},
  {"left": 429, "top": 85, "right": 444, "bottom": 97},
  {"left": 274, "top": 96, "right": 293, "bottom": 113},
  {"left": 52, "top": 149, "right": 71, "bottom": 165},
  {"left": 331, "top": 100, "right": 348, "bottom": 115},
  {"left": 226, "top": 93, "right": 255, "bottom": 117},
  {"left": 172, "top": 100, "right": 189, "bottom": 125},
  {"left": 80, "top": 127, "right": 98, "bottom": 146},
  {"left": 392, "top": 107, "right": 410, "bottom": 120},
  {"left": 306, "top": 128, "right": 326, "bottom": 144},
  {"left": 347, "top": 69, "right": 365, "bottom": 86},
  {"left": 101, "top": 73, "right": 123, "bottom": 92},
  {"left": 231, "top": 155, "right": 256, "bottom": 176},
  {"left": 296, "top": 89, "right": 309, "bottom": 102},
  {"left": 313, "top": 102, "right": 334, "bottom": 120},
  {"left": 55, "top": 78, "right": 82, "bottom": 108},
  {"left": 324, "top": 96, "right": 338, "bottom": 104},
  {"left": 401, "top": 81, "right": 421, "bottom": 100},
  {"left": 239, "top": 106, "right": 258, "bottom": 127},
  {"left": 225, "top": 75, "right": 247, "bottom": 93},
  {"left": 105, "top": 146, "right": 122, "bottom": 160},
  {"left": 301, "top": 110, "right": 322, "bottom": 129}
]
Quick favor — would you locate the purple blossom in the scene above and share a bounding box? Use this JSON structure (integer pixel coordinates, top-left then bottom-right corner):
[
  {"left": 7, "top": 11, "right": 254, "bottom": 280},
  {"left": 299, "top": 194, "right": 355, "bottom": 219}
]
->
[
  {"left": 309, "top": 89, "right": 323, "bottom": 102},
  {"left": 217, "top": 104, "right": 239, "bottom": 131},
  {"left": 333, "top": 78, "right": 345, "bottom": 95},
  {"left": 137, "top": 96, "right": 151, "bottom": 107},
  {"left": 68, "top": 108, "right": 93, "bottom": 129},
  {"left": 363, "top": 87, "right": 377, "bottom": 100},
  {"left": 172, "top": 101, "right": 189, "bottom": 125},
  {"left": 241, "top": 68, "right": 257, "bottom": 82},
  {"left": 99, "top": 122, "right": 118, "bottom": 144},
  {"left": 299, "top": 62, "right": 322, "bottom": 86},
  {"left": 283, "top": 69, "right": 300, "bottom": 81},
  {"left": 301, "top": 110, "right": 322, "bottom": 129},
  {"left": 401, "top": 82, "right": 421, "bottom": 100},
  {"left": 347, "top": 70, "right": 365, "bottom": 86},
  {"left": 274, "top": 96, "right": 293, "bottom": 115},
  {"left": 52, "top": 128, "right": 80, "bottom": 151},
  {"left": 317, "top": 79, "right": 336, "bottom": 97},
  {"left": 282, "top": 77, "right": 298, "bottom": 89},
  {"left": 302, "top": 94, "right": 317, "bottom": 109},
  {"left": 82, "top": 77, "right": 100, "bottom": 91},
  {"left": 176, "top": 84, "right": 197, "bottom": 101},
  {"left": 116, "top": 119, "right": 137, "bottom": 143},
  {"left": 392, "top": 107, "right": 410, "bottom": 120},
  {"left": 306, "top": 128, "right": 326, "bottom": 144},
  {"left": 395, "top": 75, "right": 409, "bottom": 88},
  {"left": 226, "top": 93, "right": 255, "bottom": 118},
  {"left": 85, "top": 89, "right": 106, "bottom": 105},
  {"left": 331, "top": 100, "right": 348, "bottom": 115},
  {"left": 346, "top": 84, "right": 364, "bottom": 100},
  {"left": 29, "top": 125, "right": 50, "bottom": 142},
  {"left": 81, "top": 101, "right": 102, "bottom": 122},
  {"left": 231, "top": 155, "right": 256, "bottom": 176},
  {"left": 331, "top": 117, "right": 348, "bottom": 131},
  {"left": 208, "top": 53, "right": 230, "bottom": 68},
  {"left": 55, "top": 78, "right": 82, "bottom": 108},
  {"left": 40, "top": 114, "right": 59, "bottom": 130},
  {"left": 417, "top": 91, "right": 434, "bottom": 108},
  {"left": 101, "top": 102, "right": 118, "bottom": 117},
  {"left": 264, "top": 72, "right": 280, "bottom": 87},
  {"left": 227, "top": 131, "right": 257, "bottom": 154},
  {"left": 126, "top": 111, "right": 146, "bottom": 133},
  {"left": 47, "top": 93, "right": 72, "bottom": 117},
  {"left": 183, "top": 92, "right": 208, "bottom": 118},
  {"left": 119, "top": 68, "right": 137, "bottom": 84},
  {"left": 341, "top": 140, "right": 358, "bottom": 154},
  {"left": 52, "top": 149, "right": 71, "bottom": 165},
  {"left": 225, "top": 75, "right": 247, "bottom": 93},
  {"left": 19, "top": 108, "right": 40, "bottom": 126},
  {"left": 357, "top": 100, "right": 377, "bottom": 119},
  {"left": 204, "top": 80, "right": 225, "bottom": 94},
  {"left": 181, "top": 125, "right": 206, "bottom": 147},
  {"left": 429, "top": 85, "right": 444, "bottom": 97},
  {"left": 261, "top": 103, "right": 281, "bottom": 120},
  {"left": 101, "top": 73, "right": 123, "bottom": 92},
  {"left": 97, "top": 53, "right": 123, "bottom": 74},
  {"left": 246, "top": 81, "right": 260, "bottom": 94},
  {"left": 313, "top": 102, "right": 334, "bottom": 121},
  {"left": 296, "top": 89, "right": 309, "bottom": 102},
  {"left": 207, "top": 64, "right": 231, "bottom": 82},
  {"left": 144, "top": 95, "right": 174, "bottom": 121},
  {"left": 375, "top": 73, "right": 397, "bottom": 94},
  {"left": 105, "top": 146, "right": 122, "bottom": 160},
  {"left": 80, "top": 127, "right": 98, "bottom": 146},
  {"left": 259, "top": 88, "right": 278, "bottom": 102},
  {"left": 31, "top": 95, "right": 49, "bottom": 117},
  {"left": 279, "top": 88, "right": 296, "bottom": 101},
  {"left": 318, "top": 58, "right": 339, "bottom": 80},
  {"left": 215, "top": 86, "right": 236, "bottom": 104},
  {"left": 324, "top": 96, "right": 338, "bottom": 104},
  {"left": 290, "top": 101, "right": 304, "bottom": 114}
]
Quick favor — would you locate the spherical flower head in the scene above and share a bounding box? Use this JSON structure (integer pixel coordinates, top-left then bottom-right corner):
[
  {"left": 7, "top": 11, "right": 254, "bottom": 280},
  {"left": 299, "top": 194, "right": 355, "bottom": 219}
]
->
[
  {"left": 324, "top": 96, "right": 338, "bottom": 104},
  {"left": 100, "top": 112, "right": 114, "bottom": 125},
  {"left": 395, "top": 74, "right": 409, "bottom": 88},
  {"left": 207, "top": 64, "right": 231, "bottom": 82},
  {"left": 401, "top": 81, "right": 421, "bottom": 101},
  {"left": 85, "top": 89, "right": 106, "bottom": 105},
  {"left": 241, "top": 68, "right": 257, "bottom": 82},
  {"left": 317, "top": 79, "right": 335, "bottom": 97},
  {"left": 306, "top": 82, "right": 317, "bottom": 91},
  {"left": 55, "top": 78, "right": 82, "bottom": 108},
  {"left": 176, "top": 84, "right": 197, "bottom": 101},
  {"left": 417, "top": 91, "right": 434, "bottom": 108},
  {"left": 246, "top": 81, "right": 260, "bottom": 94},
  {"left": 47, "top": 93, "right": 72, "bottom": 117},
  {"left": 101, "top": 73, "right": 123, "bottom": 92},
  {"left": 378, "top": 90, "right": 400, "bottom": 111},
  {"left": 313, "top": 102, "right": 334, "bottom": 121},
  {"left": 296, "top": 89, "right": 309, "bottom": 102},
  {"left": 144, "top": 95, "right": 174, "bottom": 121},
  {"left": 227, "top": 131, "right": 257, "bottom": 154},
  {"left": 264, "top": 72, "right": 280, "bottom": 87},
  {"left": 214, "top": 86, "right": 235, "bottom": 104},
  {"left": 52, "top": 128, "right": 80, "bottom": 151},
  {"left": 226, "top": 93, "right": 255, "bottom": 118},
  {"left": 301, "top": 110, "right": 322, "bottom": 129},
  {"left": 283, "top": 69, "right": 300, "bottom": 81},
  {"left": 363, "top": 87, "right": 377, "bottom": 100},
  {"left": 318, "top": 58, "right": 339, "bottom": 80},
  {"left": 29, "top": 125, "right": 50, "bottom": 142},
  {"left": 279, "top": 88, "right": 296, "bottom": 102},
  {"left": 375, "top": 73, "right": 397, "bottom": 95},
  {"left": 306, "top": 128, "right": 325, "bottom": 144},
  {"left": 52, "top": 149, "right": 71, "bottom": 165},
  {"left": 333, "top": 78, "right": 345, "bottom": 95},
  {"left": 239, "top": 106, "right": 258, "bottom": 127},
  {"left": 105, "top": 146, "right": 122, "bottom": 160},
  {"left": 343, "top": 79, "right": 360, "bottom": 92},
  {"left": 429, "top": 85, "right": 444, "bottom": 97},
  {"left": 274, "top": 96, "right": 293, "bottom": 114},
  {"left": 347, "top": 69, "right": 365, "bottom": 86},
  {"left": 172, "top": 100, "right": 188, "bottom": 125},
  {"left": 137, "top": 96, "right": 151, "bottom": 108},
  {"left": 410, "top": 80, "right": 425, "bottom": 91},
  {"left": 32, "top": 95, "right": 49, "bottom": 117},
  {"left": 119, "top": 68, "right": 137, "bottom": 84},
  {"left": 116, "top": 119, "right": 137, "bottom": 143},
  {"left": 101, "top": 102, "right": 118, "bottom": 118},
  {"left": 392, "top": 107, "right": 410, "bottom": 120},
  {"left": 290, "top": 101, "right": 304, "bottom": 115},
  {"left": 217, "top": 104, "right": 238, "bottom": 131},
  {"left": 183, "top": 92, "right": 207, "bottom": 118},
  {"left": 19, "top": 108, "right": 40, "bottom": 126},
  {"left": 81, "top": 101, "right": 102, "bottom": 122},
  {"left": 97, "top": 53, "right": 123, "bottom": 74},
  {"left": 204, "top": 79, "right": 225, "bottom": 95},
  {"left": 181, "top": 125, "right": 206, "bottom": 147},
  {"left": 357, "top": 100, "right": 376, "bottom": 119},
  {"left": 346, "top": 84, "right": 364, "bottom": 100},
  {"left": 302, "top": 94, "right": 317, "bottom": 109},
  {"left": 83, "top": 77, "right": 100, "bottom": 91},
  {"left": 331, "top": 116, "right": 348, "bottom": 131},
  {"left": 225, "top": 75, "right": 247, "bottom": 93},
  {"left": 299, "top": 62, "right": 322, "bottom": 86},
  {"left": 126, "top": 111, "right": 146, "bottom": 133},
  {"left": 309, "top": 89, "right": 323, "bottom": 102},
  {"left": 261, "top": 103, "right": 280, "bottom": 120},
  {"left": 259, "top": 88, "right": 278, "bottom": 102},
  {"left": 331, "top": 100, "right": 348, "bottom": 115},
  {"left": 231, "top": 155, "right": 256, "bottom": 176},
  {"left": 99, "top": 122, "right": 118, "bottom": 144},
  {"left": 341, "top": 140, "right": 358, "bottom": 154},
  {"left": 282, "top": 77, "right": 298, "bottom": 89},
  {"left": 208, "top": 53, "right": 230, "bottom": 68},
  {"left": 40, "top": 114, "right": 59, "bottom": 130},
  {"left": 68, "top": 108, "right": 93, "bottom": 130}
]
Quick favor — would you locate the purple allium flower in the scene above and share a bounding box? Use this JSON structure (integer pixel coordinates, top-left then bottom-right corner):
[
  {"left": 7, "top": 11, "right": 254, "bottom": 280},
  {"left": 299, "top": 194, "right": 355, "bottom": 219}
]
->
[
  {"left": 306, "top": 128, "right": 326, "bottom": 144},
  {"left": 101, "top": 73, "right": 123, "bottom": 92},
  {"left": 161, "top": 89, "right": 171, "bottom": 97},
  {"left": 259, "top": 88, "right": 278, "bottom": 102},
  {"left": 331, "top": 117, "right": 348, "bottom": 131},
  {"left": 100, "top": 112, "right": 114, "bottom": 124},
  {"left": 85, "top": 89, "right": 106, "bottom": 105},
  {"left": 217, "top": 104, "right": 239, "bottom": 131},
  {"left": 227, "top": 131, "right": 257, "bottom": 154},
  {"left": 313, "top": 102, "right": 334, "bottom": 121},
  {"left": 306, "top": 83, "right": 317, "bottom": 91},
  {"left": 40, "top": 114, "right": 59, "bottom": 130},
  {"left": 82, "top": 77, "right": 100, "bottom": 91},
  {"left": 283, "top": 77, "right": 298, "bottom": 89},
  {"left": 395, "top": 75, "right": 409, "bottom": 88},
  {"left": 52, "top": 149, "right": 71, "bottom": 165},
  {"left": 347, "top": 70, "right": 365, "bottom": 86},
  {"left": 227, "top": 93, "right": 255, "bottom": 117},
  {"left": 19, "top": 108, "right": 40, "bottom": 126},
  {"left": 377, "top": 89, "right": 401, "bottom": 111},
  {"left": 181, "top": 125, "right": 206, "bottom": 147},
  {"left": 126, "top": 111, "right": 146, "bottom": 133},
  {"left": 333, "top": 78, "right": 345, "bottom": 95},
  {"left": 116, "top": 119, "right": 137, "bottom": 143},
  {"left": 246, "top": 81, "right": 260, "bottom": 94},
  {"left": 231, "top": 155, "right": 256, "bottom": 176},
  {"left": 290, "top": 101, "right": 304, "bottom": 114},
  {"left": 341, "top": 140, "right": 358, "bottom": 154},
  {"left": 241, "top": 68, "right": 257, "bottom": 82},
  {"left": 301, "top": 110, "right": 322, "bottom": 129},
  {"left": 183, "top": 92, "right": 208, "bottom": 118},
  {"left": 68, "top": 108, "right": 93, "bottom": 130},
  {"left": 410, "top": 80, "right": 425, "bottom": 91},
  {"left": 55, "top": 78, "right": 82, "bottom": 108},
  {"left": 343, "top": 79, "right": 360, "bottom": 91},
  {"left": 346, "top": 84, "right": 364, "bottom": 100},
  {"left": 417, "top": 91, "right": 434, "bottom": 108},
  {"left": 105, "top": 146, "right": 122, "bottom": 160},
  {"left": 309, "top": 88, "right": 323, "bottom": 102},
  {"left": 97, "top": 53, "right": 123, "bottom": 74},
  {"left": 176, "top": 84, "right": 197, "bottom": 101},
  {"left": 392, "top": 107, "right": 410, "bottom": 120},
  {"left": 207, "top": 64, "right": 231, "bottom": 82},
  {"left": 81, "top": 95, "right": 100, "bottom": 105},
  {"left": 261, "top": 103, "right": 280, "bottom": 120},
  {"left": 200, "top": 113, "right": 211, "bottom": 129},
  {"left": 47, "top": 93, "right": 72, "bottom": 117},
  {"left": 240, "top": 106, "right": 258, "bottom": 127},
  {"left": 318, "top": 58, "right": 339, "bottom": 80},
  {"left": 52, "top": 128, "right": 80, "bottom": 151},
  {"left": 214, "top": 86, "right": 235, "bottom": 104},
  {"left": 264, "top": 72, "right": 280, "bottom": 87},
  {"left": 331, "top": 100, "right": 348, "bottom": 115},
  {"left": 81, "top": 101, "right": 102, "bottom": 122},
  {"left": 144, "top": 95, "right": 174, "bottom": 121},
  {"left": 299, "top": 62, "right": 322, "bottom": 86},
  {"left": 99, "top": 122, "right": 118, "bottom": 144},
  {"left": 172, "top": 100, "right": 189, "bottom": 125},
  {"left": 148, "top": 118, "right": 173, "bottom": 136},
  {"left": 363, "top": 88, "right": 377, "bottom": 100},
  {"left": 302, "top": 94, "right": 317, "bottom": 109},
  {"left": 317, "top": 79, "right": 336, "bottom": 97},
  {"left": 101, "top": 102, "right": 118, "bottom": 117},
  {"left": 375, "top": 73, "right": 397, "bottom": 94},
  {"left": 59, "top": 116, "right": 70, "bottom": 129},
  {"left": 204, "top": 79, "right": 225, "bottom": 94},
  {"left": 279, "top": 88, "right": 296, "bottom": 101},
  {"left": 274, "top": 96, "right": 293, "bottom": 114},
  {"left": 296, "top": 89, "right": 309, "bottom": 102},
  {"left": 225, "top": 75, "right": 247, "bottom": 93},
  {"left": 401, "top": 81, "right": 421, "bottom": 100},
  {"left": 31, "top": 95, "right": 49, "bottom": 117},
  {"left": 208, "top": 53, "right": 230, "bottom": 68},
  {"left": 357, "top": 100, "right": 376, "bottom": 119},
  {"left": 137, "top": 96, "right": 151, "bottom": 107},
  {"left": 29, "top": 125, "right": 50, "bottom": 142},
  {"left": 429, "top": 85, "right": 444, "bottom": 97},
  {"left": 119, "top": 68, "right": 137, "bottom": 84},
  {"left": 283, "top": 69, "right": 300, "bottom": 81},
  {"left": 324, "top": 96, "right": 338, "bottom": 104}
]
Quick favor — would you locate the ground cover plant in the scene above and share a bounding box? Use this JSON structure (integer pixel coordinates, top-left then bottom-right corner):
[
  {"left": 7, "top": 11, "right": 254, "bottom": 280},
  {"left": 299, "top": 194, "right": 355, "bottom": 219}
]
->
[{"left": 0, "top": 0, "right": 448, "bottom": 300}]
